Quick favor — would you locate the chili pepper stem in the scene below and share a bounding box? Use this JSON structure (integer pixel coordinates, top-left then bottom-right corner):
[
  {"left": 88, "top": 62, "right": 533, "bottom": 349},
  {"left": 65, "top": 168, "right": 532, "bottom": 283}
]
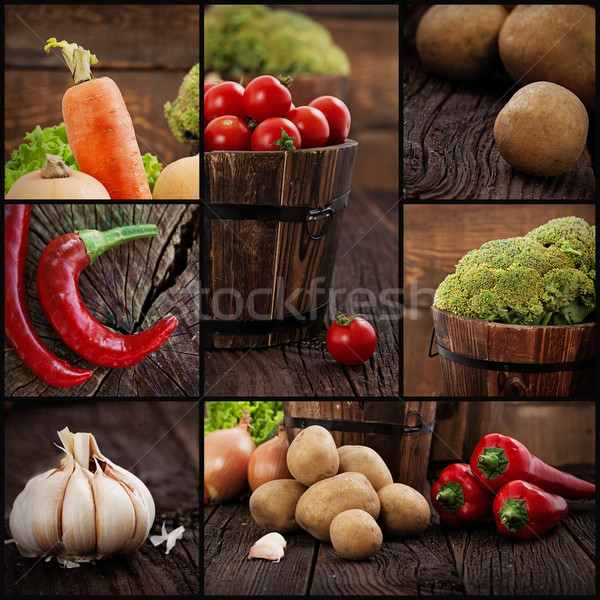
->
[
  {"left": 498, "top": 498, "right": 529, "bottom": 533},
  {"left": 76, "top": 224, "right": 158, "bottom": 265},
  {"left": 478, "top": 455, "right": 499, "bottom": 470}
]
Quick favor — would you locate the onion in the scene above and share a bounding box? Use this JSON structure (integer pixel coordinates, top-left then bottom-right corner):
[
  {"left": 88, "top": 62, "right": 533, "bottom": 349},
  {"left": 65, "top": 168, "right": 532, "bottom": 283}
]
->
[
  {"left": 247, "top": 424, "right": 293, "bottom": 491},
  {"left": 204, "top": 411, "right": 256, "bottom": 503}
]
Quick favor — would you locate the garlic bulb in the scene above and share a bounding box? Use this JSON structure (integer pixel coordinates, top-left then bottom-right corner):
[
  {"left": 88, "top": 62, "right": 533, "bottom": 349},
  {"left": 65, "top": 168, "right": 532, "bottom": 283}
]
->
[{"left": 9, "top": 427, "right": 155, "bottom": 562}]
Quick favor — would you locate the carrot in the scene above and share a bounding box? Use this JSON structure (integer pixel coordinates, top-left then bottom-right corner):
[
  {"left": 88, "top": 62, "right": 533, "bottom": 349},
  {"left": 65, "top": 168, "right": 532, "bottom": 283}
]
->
[{"left": 44, "top": 38, "right": 151, "bottom": 199}]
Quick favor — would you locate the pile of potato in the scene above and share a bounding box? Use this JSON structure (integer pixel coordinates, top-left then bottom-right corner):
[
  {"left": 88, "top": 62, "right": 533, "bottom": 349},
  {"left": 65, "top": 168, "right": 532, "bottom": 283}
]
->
[{"left": 249, "top": 425, "right": 430, "bottom": 560}]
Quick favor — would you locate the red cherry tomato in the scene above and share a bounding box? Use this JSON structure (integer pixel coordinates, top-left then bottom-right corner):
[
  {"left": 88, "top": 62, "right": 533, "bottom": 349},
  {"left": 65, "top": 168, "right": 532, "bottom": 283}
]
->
[
  {"left": 308, "top": 96, "right": 351, "bottom": 145},
  {"left": 326, "top": 314, "right": 376, "bottom": 366},
  {"left": 287, "top": 106, "right": 330, "bottom": 148},
  {"left": 204, "top": 116, "right": 251, "bottom": 151},
  {"left": 204, "top": 81, "right": 219, "bottom": 95},
  {"left": 251, "top": 117, "right": 302, "bottom": 151},
  {"left": 244, "top": 75, "right": 292, "bottom": 122},
  {"left": 204, "top": 81, "right": 246, "bottom": 121}
]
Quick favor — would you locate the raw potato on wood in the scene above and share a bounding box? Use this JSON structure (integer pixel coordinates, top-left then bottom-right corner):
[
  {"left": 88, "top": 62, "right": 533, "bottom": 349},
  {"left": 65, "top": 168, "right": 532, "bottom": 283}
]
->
[
  {"left": 416, "top": 5, "right": 508, "bottom": 80},
  {"left": 286, "top": 425, "right": 339, "bottom": 487},
  {"left": 498, "top": 5, "right": 596, "bottom": 110},
  {"left": 377, "top": 483, "right": 431, "bottom": 537},
  {"left": 249, "top": 479, "right": 307, "bottom": 534},
  {"left": 337, "top": 445, "right": 393, "bottom": 491},
  {"left": 295, "top": 472, "right": 380, "bottom": 542},
  {"left": 329, "top": 509, "right": 383, "bottom": 560},
  {"left": 493, "top": 82, "right": 588, "bottom": 177}
]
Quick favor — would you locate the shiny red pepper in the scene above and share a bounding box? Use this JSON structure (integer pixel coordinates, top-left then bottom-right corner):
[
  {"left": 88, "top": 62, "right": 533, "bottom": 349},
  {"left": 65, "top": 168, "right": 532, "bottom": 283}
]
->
[
  {"left": 493, "top": 480, "right": 568, "bottom": 539},
  {"left": 37, "top": 224, "right": 179, "bottom": 368},
  {"left": 431, "top": 463, "right": 495, "bottom": 525},
  {"left": 4, "top": 204, "right": 93, "bottom": 388},
  {"left": 470, "top": 433, "right": 596, "bottom": 499}
]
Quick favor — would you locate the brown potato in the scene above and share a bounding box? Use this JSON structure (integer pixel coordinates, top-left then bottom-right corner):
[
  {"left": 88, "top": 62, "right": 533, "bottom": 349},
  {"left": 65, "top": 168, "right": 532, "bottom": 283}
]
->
[
  {"left": 499, "top": 5, "right": 595, "bottom": 109},
  {"left": 286, "top": 425, "right": 339, "bottom": 487},
  {"left": 416, "top": 5, "right": 508, "bottom": 80},
  {"left": 249, "top": 479, "right": 307, "bottom": 533},
  {"left": 295, "top": 472, "right": 380, "bottom": 542},
  {"left": 337, "top": 445, "right": 393, "bottom": 491},
  {"left": 377, "top": 483, "right": 430, "bottom": 537},
  {"left": 493, "top": 82, "right": 589, "bottom": 177},
  {"left": 330, "top": 509, "right": 383, "bottom": 560}
]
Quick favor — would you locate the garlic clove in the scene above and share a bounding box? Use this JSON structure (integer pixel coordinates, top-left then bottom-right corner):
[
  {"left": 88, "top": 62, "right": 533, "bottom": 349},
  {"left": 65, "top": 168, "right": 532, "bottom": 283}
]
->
[
  {"left": 118, "top": 479, "right": 151, "bottom": 554},
  {"left": 73, "top": 432, "right": 92, "bottom": 469},
  {"left": 248, "top": 532, "right": 287, "bottom": 562},
  {"left": 61, "top": 462, "right": 96, "bottom": 556},
  {"left": 91, "top": 459, "right": 136, "bottom": 556},
  {"left": 30, "top": 457, "right": 74, "bottom": 553}
]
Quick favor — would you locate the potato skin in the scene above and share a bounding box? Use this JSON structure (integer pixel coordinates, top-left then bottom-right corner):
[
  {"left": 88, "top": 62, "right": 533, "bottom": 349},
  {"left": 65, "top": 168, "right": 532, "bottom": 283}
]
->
[
  {"left": 499, "top": 5, "right": 595, "bottom": 109},
  {"left": 416, "top": 5, "right": 508, "bottom": 80},
  {"left": 493, "top": 81, "right": 588, "bottom": 177},
  {"left": 249, "top": 479, "right": 307, "bottom": 533},
  {"left": 330, "top": 509, "right": 383, "bottom": 560},
  {"left": 295, "top": 472, "right": 380, "bottom": 542},
  {"left": 377, "top": 483, "right": 431, "bottom": 537},
  {"left": 337, "top": 445, "right": 393, "bottom": 491},
  {"left": 286, "top": 425, "right": 339, "bottom": 487}
]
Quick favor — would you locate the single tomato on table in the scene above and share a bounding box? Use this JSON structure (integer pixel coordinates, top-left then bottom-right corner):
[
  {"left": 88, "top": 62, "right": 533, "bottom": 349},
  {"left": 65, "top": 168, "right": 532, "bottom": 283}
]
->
[
  {"left": 204, "top": 116, "right": 251, "bottom": 151},
  {"left": 251, "top": 117, "right": 302, "bottom": 151},
  {"left": 326, "top": 314, "right": 377, "bottom": 366}
]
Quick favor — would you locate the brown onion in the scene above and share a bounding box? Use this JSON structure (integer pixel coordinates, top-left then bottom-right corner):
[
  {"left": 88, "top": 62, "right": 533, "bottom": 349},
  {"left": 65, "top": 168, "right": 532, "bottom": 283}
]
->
[
  {"left": 205, "top": 411, "right": 256, "bottom": 503},
  {"left": 247, "top": 424, "right": 293, "bottom": 491}
]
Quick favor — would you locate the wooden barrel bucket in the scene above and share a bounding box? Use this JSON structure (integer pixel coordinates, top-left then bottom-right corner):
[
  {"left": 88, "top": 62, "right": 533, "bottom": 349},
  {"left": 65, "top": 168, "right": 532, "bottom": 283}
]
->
[
  {"left": 431, "top": 306, "right": 596, "bottom": 397},
  {"left": 282, "top": 401, "right": 436, "bottom": 493},
  {"left": 203, "top": 140, "right": 358, "bottom": 348}
]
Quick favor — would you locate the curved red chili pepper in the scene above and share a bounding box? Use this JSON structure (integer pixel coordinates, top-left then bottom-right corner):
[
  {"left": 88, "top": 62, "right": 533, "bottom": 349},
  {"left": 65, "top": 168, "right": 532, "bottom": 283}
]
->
[
  {"left": 37, "top": 224, "right": 179, "bottom": 368},
  {"left": 431, "top": 462, "right": 494, "bottom": 526},
  {"left": 5, "top": 204, "right": 92, "bottom": 388},
  {"left": 470, "top": 433, "right": 596, "bottom": 499},
  {"left": 493, "top": 480, "right": 568, "bottom": 539}
]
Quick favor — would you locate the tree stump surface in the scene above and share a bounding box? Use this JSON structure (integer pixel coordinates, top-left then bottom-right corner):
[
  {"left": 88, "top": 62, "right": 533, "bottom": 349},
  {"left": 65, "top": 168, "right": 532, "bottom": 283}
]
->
[
  {"left": 403, "top": 7, "right": 596, "bottom": 200},
  {"left": 4, "top": 203, "right": 200, "bottom": 397}
]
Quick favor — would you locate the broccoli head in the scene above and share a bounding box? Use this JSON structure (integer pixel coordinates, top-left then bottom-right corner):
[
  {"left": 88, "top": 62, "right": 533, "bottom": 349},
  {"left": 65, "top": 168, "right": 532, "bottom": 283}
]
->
[
  {"left": 164, "top": 63, "right": 199, "bottom": 144},
  {"left": 434, "top": 217, "right": 596, "bottom": 326}
]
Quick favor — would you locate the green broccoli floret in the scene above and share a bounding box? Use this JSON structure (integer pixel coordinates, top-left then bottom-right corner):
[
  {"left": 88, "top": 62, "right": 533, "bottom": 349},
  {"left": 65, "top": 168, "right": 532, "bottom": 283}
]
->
[
  {"left": 164, "top": 63, "right": 199, "bottom": 144},
  {"left": 433, "top": 217, "right": 596, "bottom": 326}
]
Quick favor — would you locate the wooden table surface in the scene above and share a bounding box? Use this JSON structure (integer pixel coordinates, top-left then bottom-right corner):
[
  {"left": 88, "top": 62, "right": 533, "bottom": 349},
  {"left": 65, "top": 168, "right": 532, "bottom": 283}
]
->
[
  {"left": 203, "top": 188, "right": 400, "bottom": 397},
  {"left": 4, "top": 400, "right": 199, "bottom": 596},
  {"left": 204, "top": 464, "right": 595, "bottom": 596}
]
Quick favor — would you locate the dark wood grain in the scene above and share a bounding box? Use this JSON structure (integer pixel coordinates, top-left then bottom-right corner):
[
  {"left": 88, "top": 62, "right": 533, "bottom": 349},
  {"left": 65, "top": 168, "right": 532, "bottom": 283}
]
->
[
  {"left": 403, "top": 7, "right": 595, "bottom": 200},
  {"left": 5, "top": 400, "right": 199, "bottom": 595},
  {"left": 204, "top": 464, "right": 595, "bottom": 596},
  {"left": 203, "top": 189, "right": 399, "bottom": 397},
  {"left": 4, "top": 204, "right": 200, "bottom": 397}
]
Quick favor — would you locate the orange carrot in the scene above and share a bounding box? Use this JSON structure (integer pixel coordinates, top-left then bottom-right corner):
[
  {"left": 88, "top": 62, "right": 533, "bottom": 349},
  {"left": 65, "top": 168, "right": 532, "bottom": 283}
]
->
[{"left": 44, "top": 38, "right": 151, "bottom": 199}]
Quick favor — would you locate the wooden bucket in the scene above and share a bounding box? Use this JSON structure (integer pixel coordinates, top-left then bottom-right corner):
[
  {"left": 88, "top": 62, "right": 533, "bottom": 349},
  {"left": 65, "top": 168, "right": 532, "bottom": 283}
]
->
[
  {"left": 431, "top": 306, "right": 596, "bottom": 397},
  {"left": 282, "top": 401, "right": 436, "bottom": 493},
  {"left": 203, "top": 140, "right": 358, "bottom": 348}
]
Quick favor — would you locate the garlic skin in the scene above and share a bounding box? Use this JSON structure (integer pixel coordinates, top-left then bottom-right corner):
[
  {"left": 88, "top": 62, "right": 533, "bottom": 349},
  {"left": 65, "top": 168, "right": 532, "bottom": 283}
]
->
[{"left": 9, "top": 427, "right": 155, "bottom": 562}]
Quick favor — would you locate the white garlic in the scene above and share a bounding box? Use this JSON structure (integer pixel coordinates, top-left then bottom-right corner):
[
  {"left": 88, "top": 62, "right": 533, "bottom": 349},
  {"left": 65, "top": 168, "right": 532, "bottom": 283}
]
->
[
  {"left": 248, "top": 532, "right": 287, "bottom": 562},
  {"left": 9, "top": 427, "right": 155, "bottom": 563}
]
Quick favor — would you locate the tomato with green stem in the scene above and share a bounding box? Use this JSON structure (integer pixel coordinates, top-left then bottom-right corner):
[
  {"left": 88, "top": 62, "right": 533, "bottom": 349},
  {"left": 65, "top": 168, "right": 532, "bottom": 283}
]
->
[
  {"left": 326, "top": 314, "right": 377, "bottom": 365},
  {"left": 244, "top": 75, "right": 293, "bottom": 122},
  {"left": 251, "top": 118, "right": 301, "bottom": 151}
]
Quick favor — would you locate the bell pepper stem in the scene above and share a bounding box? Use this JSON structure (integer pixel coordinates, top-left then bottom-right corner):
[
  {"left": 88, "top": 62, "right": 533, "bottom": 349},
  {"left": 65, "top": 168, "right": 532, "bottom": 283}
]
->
[
  {"left": 477, "top": 447, "right": 509, "bottom": 479},
  {"left": 436, "top": 481, "right": 464, "bottom": 514},
  {"left": 498, "top": 498, "right": 529, "bottom": 533}
]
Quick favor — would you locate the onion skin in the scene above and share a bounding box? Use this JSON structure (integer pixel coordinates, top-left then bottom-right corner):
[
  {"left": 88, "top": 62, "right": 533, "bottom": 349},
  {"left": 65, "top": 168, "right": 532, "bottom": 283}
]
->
[
  {"left": 204, "top": 412, "right": 256, "bottom": 503},
  {"left": 248, "top": 424, "right": 293, "bottom": 492}
]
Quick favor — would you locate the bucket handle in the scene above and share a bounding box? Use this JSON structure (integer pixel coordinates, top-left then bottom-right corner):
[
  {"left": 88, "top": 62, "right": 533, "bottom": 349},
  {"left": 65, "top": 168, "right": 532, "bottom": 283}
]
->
[{"left": 305, "top": 206, "right": 334, "bottom": 240}]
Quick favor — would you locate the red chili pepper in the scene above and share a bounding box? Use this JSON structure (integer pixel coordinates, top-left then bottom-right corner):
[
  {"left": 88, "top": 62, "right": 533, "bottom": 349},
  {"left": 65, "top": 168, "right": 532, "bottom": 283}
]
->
[
  {"left": 493, "top": 480, "right": 568, "bottom": 539},
  {"left": 4, "top": 204, "right": 93, "bottom": 388},
  {"left": 470, "top": 433, "right": 595, "bottom": 499},
  {"left": 431, "top": 463, "right": 495, "bottom": 526},
  {"left": 37, "top": 224, "right": 179, "bottom": 368}
]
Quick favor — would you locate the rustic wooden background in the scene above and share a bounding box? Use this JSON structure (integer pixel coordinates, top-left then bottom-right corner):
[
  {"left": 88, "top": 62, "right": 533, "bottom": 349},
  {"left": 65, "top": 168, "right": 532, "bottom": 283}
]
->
[
  {"left": 204, "top": 190, "right": 399, "bottom": 396},
  {"left": 4, "top": 4, "right": 199, "bottom": 168},
  {"left": 5, "top": 400, "right": 199, "bottom": 595},
  {"left": 4, "top": 203, "right": 199, "bottom": 397},
  {"left": 403, "top": 203, "right": 596, "bottom": 397},
  {"left": 205, "top": 4, "right": 399, "bottom": 192},
  {"left": 403, "top": 6, "right": 596, "bottom": 200}
]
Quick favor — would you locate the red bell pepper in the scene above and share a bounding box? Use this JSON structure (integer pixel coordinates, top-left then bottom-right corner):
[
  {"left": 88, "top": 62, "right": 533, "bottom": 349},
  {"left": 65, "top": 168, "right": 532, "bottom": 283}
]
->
[
  {"left": 470, "top": 433, "right": 596, "bottom": 499},
  {"left": 494, "top": 480, "right": 568, "bottom": 539},
  {"left": 431, "top": 463, "right": 494, "bottom": 525}
]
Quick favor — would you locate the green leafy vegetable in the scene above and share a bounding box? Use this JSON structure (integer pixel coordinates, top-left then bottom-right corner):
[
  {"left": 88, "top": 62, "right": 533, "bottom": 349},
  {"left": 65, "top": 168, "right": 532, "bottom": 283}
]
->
[
  {"left": 141, "top": 153, "right": 163, "bottom": 188},
  {"left": 204, "top": 401, "right": 284, "bottom": 446}
]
